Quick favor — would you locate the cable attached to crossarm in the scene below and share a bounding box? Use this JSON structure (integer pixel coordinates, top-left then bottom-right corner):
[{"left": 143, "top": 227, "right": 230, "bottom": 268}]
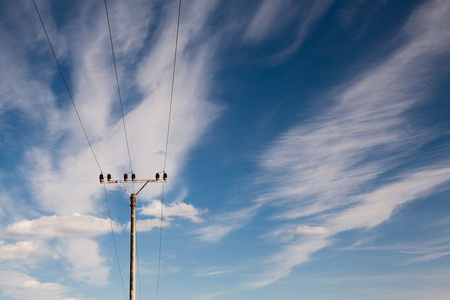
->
[
  {"left": 104, "top": 0, "right": 134, "bottom": 174},
  {"left": 33, "top": 0, "right": 103, "bottom": 174},
  {"left": 33, "top": 2, "right": 127, "bottom": 299},
  {"left": 156, "top": 1, "right": 182, "bottom": 299}
]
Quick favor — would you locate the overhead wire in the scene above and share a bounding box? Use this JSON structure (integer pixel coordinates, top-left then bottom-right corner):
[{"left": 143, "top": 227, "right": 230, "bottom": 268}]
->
[
  {"left": 32, "top": 1, "right": 127, "bottom": 299},
  {"left": 32, "top": 0, "right": 102, "bottom": 174},
  {"left": 156, "top": 1, "right": 183, "bottom": 299},
  {"left": 104, "top": 0, "right": 134, "bottom": 175},
  {"left": 104, "top": 185, "right": 128, "bottom": 300},
  {"left": 103, "top": 1, "right": 141, "bottom": 299}
]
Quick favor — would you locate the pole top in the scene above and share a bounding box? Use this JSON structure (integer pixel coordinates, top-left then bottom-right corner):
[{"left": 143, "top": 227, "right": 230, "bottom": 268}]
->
[{"left": 130, "top": 194, "right": 137, "bottom": 207}]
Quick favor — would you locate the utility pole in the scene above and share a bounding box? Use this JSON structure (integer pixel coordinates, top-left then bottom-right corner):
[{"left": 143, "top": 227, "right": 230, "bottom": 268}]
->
[{"left": 100, "top": 172, "right": 167, "bottom": 300}]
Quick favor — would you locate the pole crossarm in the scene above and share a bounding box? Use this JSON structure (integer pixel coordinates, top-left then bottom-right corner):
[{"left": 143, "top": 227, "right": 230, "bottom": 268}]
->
[{"left": 101, "top": 179, "right": 166, "bottom": 184}]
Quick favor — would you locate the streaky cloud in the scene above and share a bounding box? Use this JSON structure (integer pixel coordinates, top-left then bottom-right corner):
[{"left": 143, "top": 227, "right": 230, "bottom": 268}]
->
[
  {"left": 251, "top": 0, "right": 450, "bottom": 287},
  {"left": 244, "top": 0, "right": 334, "bottom": 61},
  {"left": 195, "top": 204, "right": 261, "bottom": 243}
]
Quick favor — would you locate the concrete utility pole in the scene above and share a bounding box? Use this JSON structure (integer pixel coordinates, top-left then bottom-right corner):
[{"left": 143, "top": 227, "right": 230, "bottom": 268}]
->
[
  {"left": 100, "top": 172, "right": 167, "bottom": 300},
  {"left": 129, "top": 193, "right": 137, "bottom": 300}
]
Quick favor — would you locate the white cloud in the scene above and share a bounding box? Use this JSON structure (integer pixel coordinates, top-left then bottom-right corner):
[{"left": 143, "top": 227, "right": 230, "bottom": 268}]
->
[
  {"left": 135, "top": 218, "right": 169, "bottom": 232},
  {"left": 57, "top": 238, "right": 110, "bottom": 286},
  {"left": 19, "top": 280, "right": 65, "bottom": 290},
  {"left": 5, "top": 213, "right": 122, "bottom": 238},
  {"left": 0, "top": 241, "right": 38, "bottom": 260},
  {"left": 295, "top": 225, "right": 332, "bottom": 235},
  {"left": 0, "top": 270, "right": 69, "bottom": 300},
  {"left": 1, "top": 215, "right": 115, "bottom": 287},
  {"left": 140, "top": 200, "right": 206, "bottom": 223}
]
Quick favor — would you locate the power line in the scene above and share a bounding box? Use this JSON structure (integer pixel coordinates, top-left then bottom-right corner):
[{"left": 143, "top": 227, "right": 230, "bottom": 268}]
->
[
  {"left": 163, "top": 0, "right": 182, "bottom": 172},
  {"left": 33, "top": 2, "right": 127, "bottom": 299},
  {"left": 104, "top": 185, "right": 128, "bottom": 300},
  {"left": 157, "top": 1, "right": 183, "bottom": 299},
  {"left": 104, "top": 0, "right": 134, "bottom": 174},
  {"left": 103, "top": 1, "right": 142, "bottom": 299},
  {"left": 32, "top": 0, "right": 102, "bottom": 174}
]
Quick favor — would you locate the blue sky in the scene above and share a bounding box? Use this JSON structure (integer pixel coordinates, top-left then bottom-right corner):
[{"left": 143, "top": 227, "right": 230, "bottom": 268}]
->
[{"left": 1, "top": 0, "right": 450, "bottom": 299}]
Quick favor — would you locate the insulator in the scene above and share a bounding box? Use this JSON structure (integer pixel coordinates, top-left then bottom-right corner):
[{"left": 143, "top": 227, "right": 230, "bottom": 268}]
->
[
  {"left": 155, "top": 173, "right": 160, "bottom": 180},
  {"left": 124, "top": 173, "right": 128, "bottom": 181},
  {"left": 107, "top": 174, "right": 111, "bottom": 181},
  {"left": 99, "top": 174, "right": 104, "bottom": 183},
  {"left": 131, "top": 173, "right": 136, "bottom": 181},
  {"left": 163, "top": 172, "right": 167, "bottom": 180}
]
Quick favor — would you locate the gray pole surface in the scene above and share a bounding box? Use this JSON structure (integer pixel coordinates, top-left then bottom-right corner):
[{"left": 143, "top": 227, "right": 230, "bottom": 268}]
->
[{"left": 130, "top": 194, "right": 136, "bottom": 300}]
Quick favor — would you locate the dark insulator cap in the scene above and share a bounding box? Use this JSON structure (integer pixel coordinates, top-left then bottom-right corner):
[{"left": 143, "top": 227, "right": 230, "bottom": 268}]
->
[
  {"left": 107, "top": 174, "right": 111, "bottom": 181},
  {"left": 124, "top": 173, "right": 128, "bottom": 181},
  {"left": 99, "top": 174, "right": 104, "bottom": 183},
  {"left": 156, "top": 173, "right": 160, "bottom": 180},
  {"left": 131, "top": 173, "right": 136, "bottom": 181},
  {"left": 163, "top": 172, "right": 167, "bottom": 180}
]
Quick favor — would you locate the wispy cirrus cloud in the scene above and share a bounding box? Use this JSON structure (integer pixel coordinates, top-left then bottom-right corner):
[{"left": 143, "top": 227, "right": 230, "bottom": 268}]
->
[
  {"left": 195, "top": 204, "right": 261, "bottom": 243},
  {"left": 57, "top": 238, "right": 110, "bottom": 286},
  {"left": 244, "top": 0, "right": 296, "bottom": 43},
  {"left": 403, "top": 250, "right": 450, "bottom": 264},
  {"left": 244, "top": 0, "right": 334, "bottom": 61},
  {"left": 398, "top": 241, "right": 450, "bottom": 264},
  {"left": 249, "top": 0, "right": 450, "bottom": 287},
  {"left": 249, "top": 235, "right": 331, "bottom": 288},
  {"left": 326, "top": 168, "right": 450, "bottom": 232},
  {"left": 193, "top": 268, "right": 235, "bottom": 277}
]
